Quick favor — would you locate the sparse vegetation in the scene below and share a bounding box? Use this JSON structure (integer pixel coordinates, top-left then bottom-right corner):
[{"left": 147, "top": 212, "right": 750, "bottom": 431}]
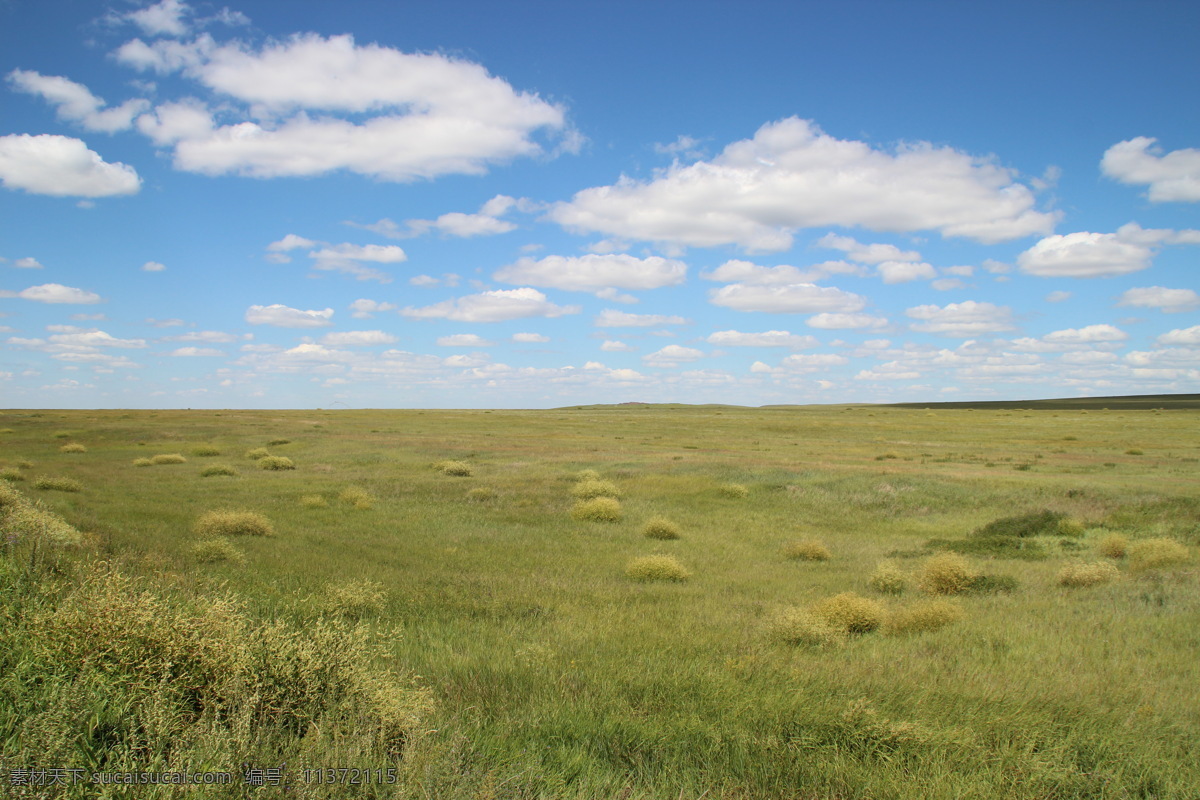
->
[
  {"left": 917, "top": 552, "right": 978, "bottom": 595},
  {"left": 625, "top": 554, "right": 691, "bottom": 582},
  {"left": 467, "top": 486, "right": 498, "bottom": 502},
  {"left": 781, "top": 538, "right": 832, "bottom": 561},
  {"left": 766, "top": 607, "right": 844, "bottom": 647},
  {"left": 338, "top": 486, "right": 374, "bottom": 508},
  {"left": 869, "top": 560, "right": 908, "bottom": 594},
  {"left": 719, "top": 483, "right": 749, "bottom": 498},
  {"left": 193, "top": 509, "right": 274, "bottom": 537},
  {"left": 245, "top": 447, "right": 270, "bottom": 460},
  {"left": 570, "top": 478, "right": 621, "bottom": 499},
  {"left": 1097, "top": 532, "right": 1128, "bottom": 559},
  {"left": 0, "top": 467, "right": 24, "bottom": 482},
  {"left": 323, "top": 579, "right": 387, "bottom": 618},
  {"left": 299, "top": 494, "right": 328, "bottom": 508},
  {"left": 190, "top": 536, "right": 246, "bottom": 564},
  {"left": 268, "top": 438, "right": 292, "bottom": 446},
  {"left": 192, "top": 444, "right": 222, "bottom": 456},
  {"left": 133, "top": 457, "right": 153, "bottom": 467}
]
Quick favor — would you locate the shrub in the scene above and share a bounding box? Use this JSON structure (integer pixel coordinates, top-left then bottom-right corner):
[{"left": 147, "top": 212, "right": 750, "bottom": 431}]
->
[
  {"left": 245, "top": 447, "right": 270, "bottom": 460},
  {"left": 324, "top": 580, "right": 387, "bottom": 619},
  {"left": 0, "top": 467, "right": 24, "bottom": 482},
  {"left": 570, "top": 479, "right": 621, "bottom": 499},
  {"left": 1058, "top": 561, "right": 1121, "bottom": 587},
  {"left": 32, "top": 476, "right": 83, "bottom": 493},
  {"left": 1, "top": 496, "right": 82, "bottom": 549},
  {"left": 885, "top": 600, "right": 965, "bottom": 635},
  {"left": 1125, "top": 448, "right": 1143, "bottom": 455},
  {"left": 642, "top": 516, "right": 682, "bottom": 540},
  {"left": 571, "top": 497, "right": 622, "bottom": 522},
  {"left": 928, "top": 535, "right": 1047, "bottom": 560},
  {"left": 917, "top": 553, "right": 978, "bottom": 595},
  {"left": 150, "top": 453, "right": 187, "bottom": 465},
  {"left": 299, "top": 494, "right": 328, "bottom": 508},
  {"left": 338, "top": 487, "right": 374, "bottom": 509},
  {"left": 133, "top": 457, "right": 154, "bottom": 467},
  {"left": 869, "top": 561, "right": 908, "bottom": 595},
  {"left": 268, "top": 438, "right": 291, "bottom": 446},
  {"left": 1097, "top": 533, "right": 1128, "bottom": 559},
  {"left": 466, "top": 486, "right": 498, "bottom": 502},
  {"left": 574, "top": 469, "right": 601, "bottom": 482},
  {"left": 782, "top": 539, "right": 832, "bottom": 561},
  {"left": 194, "top": 510, "right": 274, "bottom": 537},
  {"left": 767, "top": 607, "right": 844, "bottom": 647},
  {"left": 720, "top": 483, "right": 750, "bottom": 499},
  {"left": 811, "top": 592, "right": 885, "bottom": 634},
  {"left": 975, "top": 509, "right": 1064, "bottom": 538},
  {"left": 434, "top": 460, "right": 473, "bottom": 477},
  {"left": 625, "top": 555, "right": 691, "bottom": 582},
  {"left": 190, "top": 537, "right": 246, "bottom": 565},
  {"left": 258, "top": 455, "right": 295, "bottom": 471},
  {"left": 1056, "top": 517, "right": 1086, "bottom": 537},
  {"left": 59, "top": 443, "right": 87, "bottom": 454},
  {"left": 17, "top": 460, "right": 33, "bottom": 470},
  {"left": 1128, "top": 538, "right": 1190, "bottom": 571},
  {"left": 200, "top": 464, "right": 239, "bottom": 478},
  {"left": 192, "top": 445, "right": 221, "bottom": 457}
]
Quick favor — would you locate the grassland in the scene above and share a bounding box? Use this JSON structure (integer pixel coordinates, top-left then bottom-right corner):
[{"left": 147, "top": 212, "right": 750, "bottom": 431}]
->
[{"left": 1, "top": 403, "right": 1198, "bottom": 799}]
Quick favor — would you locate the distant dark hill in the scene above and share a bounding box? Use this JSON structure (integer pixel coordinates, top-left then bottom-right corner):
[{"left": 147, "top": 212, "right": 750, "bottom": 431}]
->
[{"left": 887, "top": 393, "right": 1200, "bottom": 411}]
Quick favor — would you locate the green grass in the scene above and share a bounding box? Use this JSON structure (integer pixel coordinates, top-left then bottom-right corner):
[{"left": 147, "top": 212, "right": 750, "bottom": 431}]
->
[{"left": 0, "top": 404, "right": 1198, "bottom": 798}]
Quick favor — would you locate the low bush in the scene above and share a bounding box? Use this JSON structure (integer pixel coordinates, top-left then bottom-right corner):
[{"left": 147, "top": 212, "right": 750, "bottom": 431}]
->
[
  {"left": 1097, "top": 532, "right": 1128, "bottom": 559},
  {"left": 150, "top": 453, "right": 187, "bottom": 465},
  {"left": 868, "top": 561, "right": 908, "bottom": 594},
  {"left": 927, "top": 535, "right": 1047, "bottom": 560},
  {"left": 258, "top": 455, "right": 296, "bottom": 471},
  {"left": 766, "top": 607, "right": 844, "bottom": 647},
  {"left": 719, "top": 483, "right": 750, "bottom": 499},
  {"left": 1125, "top": 448, "right": 1144, "bottom": 455},
  {"left": 625, "top": 554, "right": 691, "bottom": 582},
  {"left": 192, "top": 445, "right": 221, "bottom": 457},
  {"left": 0, "top": 467, "right": 24, "bottom": 482},
  {"left": 571, "top": 497, "right": 622, "bottom": 522},
  {"left": 133, "top": 457, "right": 153, "bottom": 467},
  {"left": 1057, "top": 517, "right": 1086, "bottom": 537},
  {"left": 268, "top": 438, "right": 292, "bottom": 446},
  {"left": 59, "top": 443, "right": 87, "bottom": 454},
  {"left": 917, "top": 553, "right": 978, "bottom": 595},
  {"left": 642, "top": 516, "right": 682, "bottom": 540},
  {"left": 574, "top": 469, "right": 601, "bottom": 482},
  {"left": 299, "top": 494, "right": 328, "bottom": 508},
  {"left": 811, "top": 592, "right": 885, "bottom": 634},
  {"left": 194, "top": 510, "right": 274, "bottom": 537},
  {"left": 1057, "top": 561, "right": 1120, "bottom": 587},
  {"left": 467, "top": 486, "right": 498, "bottom": 502},
  {"left": 885, "top": 599, "right": 964, "bottom": 634},
  {"left": 782, "top": 538, "right": 831, "bottom": 561},
  {"left": 338, "top": 487, "right": 374, "bottom": 509},
  {"left": 32, "top": 476, "right": 82, "bottom": 493},
  {"left": 975, "top": 509, "right": 1065, "bottom": 538},
  {"left": 434, "top": 460, "right": 473, "bottom": 477},
  {"left": 570, "top": 479, "right": 621, "bottom": 499},
  {"left": 200, "top": 464, "right": 239, "bottom": 477},
  {"left": 245, "top": 447, "right": 270, "bottom": 460},
  {"left": 190, "top": 537, "right": 246, "bottom": 565},
  {"left": 1128, "top": 538, "right": 1190, "bottom": 571}
]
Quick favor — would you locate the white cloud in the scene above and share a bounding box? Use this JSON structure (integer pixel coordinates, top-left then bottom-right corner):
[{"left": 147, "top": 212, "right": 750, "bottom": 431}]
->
[
  {"left": 1017, "top": 223, "right": 1200, "bottom": 278},
  {"left": 1157, "top": 326, "right": 1200, "bottom": 346},
  {"left": 931, "top": 278, "right": 966, "bottom": 291},
  {"left": 267, "top": 233, "right": 317, "bottom": 251},
  {"left": 348, "top": 299, "right": 396, "bottom": 319},
  {"left": 401, "top": 288, "right": 580, "bottom": 323},
  {"left": 877, "top": 260, "right": 936, "bottom": 284},
  {"left": 0, "top": 134, "right": 140, "bottom": 197},
  {"left": 806, "top": 313, "right": 888, "bottom": 330},
  {"left": 1059, "top": 350, "right": 1119, "bottom": 365},
  {"left": 643, "top": 345, "right": 705, "bottom": 367},
  {"left": 48, "top": 329, "right": 146, "bottom": 348},
  {"left": 700, "top": 259, "right": 861, "bottom": 285},
  {"left": 307, "top": 243, "right": 406, "bottom": 282},
  {"left": 1117, "top": 286, "right": 1200, "bottom": 313},
  {"left": 709, "top": 283, "right": 866, "bottom": 314},
  {"left": 780, "top": 353, "right": 849, "bottom": 371},
  {"left": 436, "top": 334, "right": 494, "bottom": 347},
  {"left": 164, "top": 330, "right": 238, "bottom": 343},
  {"left": 7, "top": 70, "right": 150, "bottom": 133},
  {"left": 585, "top": 239, "right": 630, "bottom": 255},
  {"left": 815, "top": 233, "right": 920, "bottom": 264},
  {"left": 11, "top": 257, "right": 43, "bottom": 269},
  {"left": 906, "top": 301, "right": 1015, "bottom": 336},
  {"left": 512, "top": 332, "right": 549, "bottom": 343},
  {"left": 127, "top": 0, "right": 192, "bottom": 37},
  {"left": 120, "top": 33, "right": 567, "bottom": 181},
  {"left": 0, "top": 283, "right": 102, "bottom": 304},
  {"left": 319, "top": 330, "right": 399, "bottom": 346},
  {"left": 1101, "top": 137, "right": 1200, "bottom": 202},
  {"left": 399, "top": 195, "right": 520, "bottom": 238},
  {"left": 706, "top": 330, "right": 817, "bottom": 348},
  {"left": 550, "top": 117, "right": 1056, "bottom": 251},
  {"left": 594, "top": 309, "right": 688, "bottom": 327},
  {"left": 495, "top": 253, "right": 686, "bottom": 292},
  {"left": 142, "top": 261, "right": 166, "bottom": 272},
  {"left": 600, "top": 340, "right": 636, "bottom": 352},
  {"left": 1045, "top": 291, "right": 1072, "bottom": 303},
  {"left": 1043, "top": 324, "right": 1127, "bottom": 344},
  {"left": 169, "top": 346, "right": 224, "bottom": 356},
  {"left": 146, "top": 317, "right": 184, "bottom": 327},
  {"left": 244, "top": 304, "right": 334, "bottom": 327},
  {"left": 856, "top": 364, "right": 922, "bottom": 381}
]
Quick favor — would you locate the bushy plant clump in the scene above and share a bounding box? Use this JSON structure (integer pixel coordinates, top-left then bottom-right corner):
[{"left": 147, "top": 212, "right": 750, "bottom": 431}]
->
[
  {"left": 868, "top": 560, "right": 908, "bottom": 594},
  {"left": 133, "top": 457, "right": 153, "bottom": 467},
  {"left": 190, "top": 537, "right": 246, "bottom": 564},
  {"left": 258, "top": 455, "right": 296, "bottom": 471},
  {"left": 268, "top": 438, "right": 291, "bottom": 446},
  {"left": 917, "top": 553, "right": 978, "bottom": 595},
  {"left": 150, "top": 453, "right": 187, "bottom": 465},
  {"left": 0, "top": 467, "right": 24, "bottom": 482},
  {"left": 642, "top": 516, "right": 681, "bottom": 540},
  {"left": 192, "top": 445, "right": 222, "bottom": 457},
  {"left": 975, "top": 509, "right": 1065, "bottom": 538},
  {"left": 574, "top": 469, "right": 601, "bottom": 482},
  {"left": 194, "top": 510, "right": 274, "bottom": 537},
  {"left": 1097, "top": 532, "right": 1129, "bottom": 559},
  {"left": 625, "top": 554, "right": 691, "bottom": 582},
  {"left": 338, "top": 487, "right": 374, "bottom": 509},
  {"left": 719, "top": 483, "right": 750, "bottom": 499},
  {"left": 0, "top": 485, "right": 82, "bottom": 573},
  {"left": 467, "top": 486, "right": 498, "bottom": 502},
  {"left": 32, "top": 476, "right": 82, "bottom": 493},
  {"left": 570, "top": 479, "right": 622, "bottom": 499},
  {"left": 1057, "top": 561, "right": 1121, "bottom": 587},
  {"left": 59, "top": 443, "right": 87, "bottom": 454},
  {"left": 782, "top": 538, "right": 832, "bottom": 561},
  {"left": 766, "top": 607, "right": 844, "bottom": 647},
  {"left": 811, "top": 592, "right": 885, "bottom": 634},
  {"left": 245, "top": 447, "right": 270, "bottom": 460},
  {"left": 200, "top": 464, "right": 239, "bottom": 477},
  {"left": 434, "top": 460, "right": 473, "bottom": 477},
  {"left": 299, "top": 494, "right": 328, "bottom": 508},
  {"left": 1128, "top": 538, "right": 1189, "bottom": 571},
  {"left": 571, "top": 497, "right": 622, "bottom": 522},
  {"left": 885, "top": 600, "right": 964, "bottom": 634}
]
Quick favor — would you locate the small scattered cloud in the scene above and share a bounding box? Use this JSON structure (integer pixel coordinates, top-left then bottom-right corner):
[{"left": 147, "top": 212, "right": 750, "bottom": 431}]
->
[
  {"left": 319, "top": 330, "right": 398, "bottom": 346},
  {"left": 436, "top": 334, "right": 495, "bottom": 347},
  {"left": 0, "top": 283, "right": 102, "bottom": 304},
  {"left": 402, "top": 288, "right": 580, "bottom": 323},
  {"left": 1101, "top": 137, "right": 1200, "bottom": 202},
  {"left": 906, "top": 301, "right": 1015, "bottom": 336},
  {"left": 600, "top": 340, "right": 636, "bottom": 352},
  {"left": 1117, "top": 286, "right": 1199, "bottom": 313},
  {"left": 877, "top": 260, "right": 936, "bottom": 284},
  {"left": 9, "top": 257, "right": 44, "bottom": 269},
  {"left": 709, "top": 283, "right": 866, "bottom": 314},
  {"left": 1156, "top": 326, "right": 1200, "bottom": 346},
  {"left": 806, "top": 313, "right": 888, "bottom": 330},
  {"left": 595, "top": 309, "right": 688, "bottom": 328},
  {"left": 815, "top": 233, "right": 921, "bottom": 264},
  {"left": 7, "top": 70, "right": 150, "bottom": 133},
  {"left": 495, "top": 253, "right": 686, "bottom": 293},
  {"left": 1045, "top": 291, "right": 1072, "bottom": 303},
  {"left": 1017, "top": 222, "right": 1200, "bottom": 278},
  {"left": 706, "top": 330, "right": 817, "bottom": 348},
  {"left": 168, "top": 346, "right": 224, "bottom": 357},
  {"left": 245, "top": 304, "right": 334, "bottom": 328},
  {"left": 0, "top": 134, "right": 140, "bottom": 197},
  {"left": 643, "top": 345, "right": 705, "bottom": 367},
  {"left": 512, "top": 332, "right": 549, "bottom": 343},
  {"left": 1043, "top": 324, "right": 1127, "bottom": 344},
  {"left": 142, "top": 261, "right": 166, "bottom": 272},
  {"left": 348, "top": 299, "right": 396, "bottom": 319}
]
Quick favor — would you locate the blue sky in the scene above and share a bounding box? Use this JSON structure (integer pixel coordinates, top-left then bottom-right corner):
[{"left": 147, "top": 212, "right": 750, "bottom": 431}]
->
[{"left": 2, "top": 0, "right": 1198, "bottom": 409}]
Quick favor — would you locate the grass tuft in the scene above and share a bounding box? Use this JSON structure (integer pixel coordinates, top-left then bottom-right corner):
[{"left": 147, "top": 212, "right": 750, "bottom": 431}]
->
[
  {"left": 190, "top": 537, "right": 246, "bottom": 564},
  {"left": 625, "top": 554, "right": 691, "bottom": 582},
  {"left": 59, "top": 443, "right": 87, "bottom": 454},
  {"left": 323, "top": 579, "right": 387, "bottom": 619},
  {"left": 868, "top": 560, "right": 908, "bottom": 594},
  {"left": 133, "top": 457, "right": 153, "bottom": 467},
  {"left": 244, "top": 447, "right": 270, "bottom": 460},
  {"left": 268, "top": 438, "right": 291, "bottom": 446},
  {"left": 338, "top": 487, "right": 374, "bottom": 509},
  {"left": 885, "top": 599, "right": 965, "bottom": 634},
  {"left": 194, "top": 510, "right": 274, "bottom": 537},
  {"left": 150, "top": 453, "right": 187, "bottom": 465},
  {"left": 574, "top": 469, "right": 601, "bottom": 482},
  {"left": 199, "top": 464, "right": 239, "bottom": 477},
  {"left": 1097, "top": 532, "right": 1128, "bottom": 559},
  {"left": 781, "top": 538, "right": 832, "bottom": 561},
  {"left": 642, "top": 516, "right": 682, "bottom": 540},
  {"left": 191, "top": 445, "right": 221, "bottom": 457},
  {"left": 571, "top": 497, "right": 622, "bottom": 522},
  {"left": 0, "top": 467, "right": 24, "bottom": 482},
  {"left": 975, "top": 509, "right": 1064, "bottom": 538},
  {"left": 32, "top": 476, "right": 83, "bottom": 493},
  {"left": 1057, "top": 561, "right": 1121, "bottom": 587},
  {"left": 811, "top": 592, "right": 886, "bottom": 634},
  {"left": 570, "top": 479, "right": 621, "bottom": 499},
  {"left": 917, "top": 553, "right": 978, "bottom": 595},
  {"left": 719, "top": 483, "right": 750, "bottom": 499},
  {"left": 1127, "top": 538, "right": 1190, "bottom": 571},
  {"left": 466, "top": 486, "right": 498, "bottom": 502},
  {"left": 766, "top": 607, "right": 845, "bottom": 647},
  {"left": 299, "top": 494, "right": 328, "bottom": 508},
  {"left": 257, "top": 455, "right": 295, "bottom": 471},
  {"left": 434, "top": 460, "right": 473, "bottom": 477}
]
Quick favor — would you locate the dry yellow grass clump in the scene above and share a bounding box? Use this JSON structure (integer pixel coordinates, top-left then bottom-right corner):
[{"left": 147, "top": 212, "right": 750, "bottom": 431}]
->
[
  {"left": 257, "top": 455, "right": 295, "bottom": 471},
  {"left": 574, "top": 469, "right": 601, "bottom": 482},
  {"left": 434, "top": 460, "right": 473, "bottom": 477},
  {"left": 338, "top": 487, "right": 374, "bottom": 509},
  {"left": 59, "top": 443, "right": 87, "bottom": 454},
  {"left": 150, "top": 453, "right": 187, "bottom": 465},
  {"left": 1057, "top": 561, "right": 1121, "bottom": 587},
  {"left": 570, "top": 479, "right": 621, "bottom": 500},
  {"left": 190, "top": 537, "right": 246, "bottom": 564},
  {"left": 572, "top": 497, "right": 622, "bottom": 522},
  {"left": 642, "top": 516, "right": 681, "bottom": 540},
  {"left": 1127, "top": 538, "right": 1190, "bottom": 571},
  {"left": 324, "top": 579, "right": 387, "bottom": 618},
  {"left": 245, "top": 447, "right": 270, "bottom": 460},
  {"left": 133, "top": 457, "right": 154, "bottom": 467},
  {"left": 719, "top": 483, "right": 750, "bottom": 499},
  {"left": 1096, "top": 533, "right": 1128, "bottom": 559},
  {"left": 917, "top": 553, "right": 979, "bottom": 595},
  {"left": 299, "top": 494, "right": 328, "bottom": 508},
  {"left": 766, "top": 607, "right": 845, "bottom": 647},
  {"left": 781, "top": 538, "right": 832, "bottom": 561},
  {"left": 194, "top": 510, "right": 274, "bottom": 537},
  {"left": 811, "top": 592, "right": 886, "bottom": 634},
  {"left": 868, "top": 560, "right": 908, "bottom": 594},
  {"left": 32, "top": 476, "right": 83, "bottom": 493},
  {"left": 885, "top": 600, "right": 965, "bottom": 634},
  {"left": 467, "top": 486, "right": 498, "bottom": 502},
  {"left": 625, "top": 555, "right": 691, "bottom": 582},
  {"left": 200, "top": 464, "right": 238, "bottom": 477}
]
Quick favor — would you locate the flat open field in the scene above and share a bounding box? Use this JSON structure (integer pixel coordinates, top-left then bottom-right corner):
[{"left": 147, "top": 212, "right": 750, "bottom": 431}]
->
[{"left": 2, "top": 404, "right": 1199, "bottom": 799}]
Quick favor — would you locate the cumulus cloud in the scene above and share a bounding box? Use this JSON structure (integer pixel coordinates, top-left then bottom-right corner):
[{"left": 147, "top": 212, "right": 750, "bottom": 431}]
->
[
  {"left": 877, "top": 260, "right": 936, "bottom": 284},
  {"left": 906, "top": 301, "right": 1015, "bottom": 336},
  {"left": 163, "top": 330, "right": 239, "bottom": 343},
  {"left": 643, "top": 345, "right": 705, "bottom": 367},
  {"left": 780, "top": 353, "right": 849, "bottom": 372},
  {"left": 169, "top": 346, "right": 223, "bottom": 356},
  {"left": 512, "top": 332, "right": 549, "bottom": 343},
  {"left": 436, "top": 334, "right": 494, "bottom": 347},
  {"left": 0, "top": 283, "right": 102, "bottom": 304},
  {"left": 401, "top": 288, "right": 580, "bottom": 323},
  {"left": 1101, "top": 137, "right": 1200, "bottom": 202},
  {"left": 806, "top": 313, "right": 888, "bottom": 330},
  {"left": 495, "top": 253, "right": 686, "bottom": 293},
  {"left": 47, "top": 329, "right": 146, "bottom": 348},
  {"left": 0, "top": 134, "right": 140, "bottom": 197},
  {"left": 1157, "top": 326, "right": 1200, "bottom": 346},
  {"left": 1043, "top": 324, "right": 1127, "bottom": 344},
  {"left": 142, "top": 261, "right": 166, "bottom": 272},
  {"left": 267, "top": 233, "right": 317, "bottom": 252},
  {"left": 1117, "top": 286, "right": 1200, "bottom": 313},
  {"left": 319, "top": 330, "right": 398, "bottom": 346},
  {"left": 1017, "top": 222, "right": 1200, "bottom": 278},
  {"left": 1045, "top": 291, "right": 1072, "bottom": 303},
  {"left": 393, "top": 195, "right": 521, "bottom": 238},
  {"left": 709, "top": 283, "right": 866, "bottom": 314},
  {"left": 815, "top": 233, "right": 921, "bottom": 264},
  {"left": 600, "top": 340, "right": 636, "bottom": 352},
  {"left": 7, "top": 70, "right": 150, "bottom": 133},
  {"left": 706, "top": 330, "right": 818, "bottom": 348},
  {"left": 594, "top": 309, "right": 688, "bottom": 328},
  {"left": 307, "top": 243, "right": 406, "bottom": 282},
  {"left": 244, "top": 304, "right": 334, "bottom": 327},
  {"left": 550, "top": 117, "right": 1056, "bottom": 251},
  {"left": 119, "top": 33, "right": 567, "bottom": 181},
  {"left": 348, "top": 299, "right": 396, "bottom": 319},
  {"left": 700, "top": 258, "right": 862, "bottom": 285},
  {"left": 126, "top": 0, "right": 193, "bottom": 37},
  {"left": 10, "top": 257, "right": 43, "bottom": 269}
]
